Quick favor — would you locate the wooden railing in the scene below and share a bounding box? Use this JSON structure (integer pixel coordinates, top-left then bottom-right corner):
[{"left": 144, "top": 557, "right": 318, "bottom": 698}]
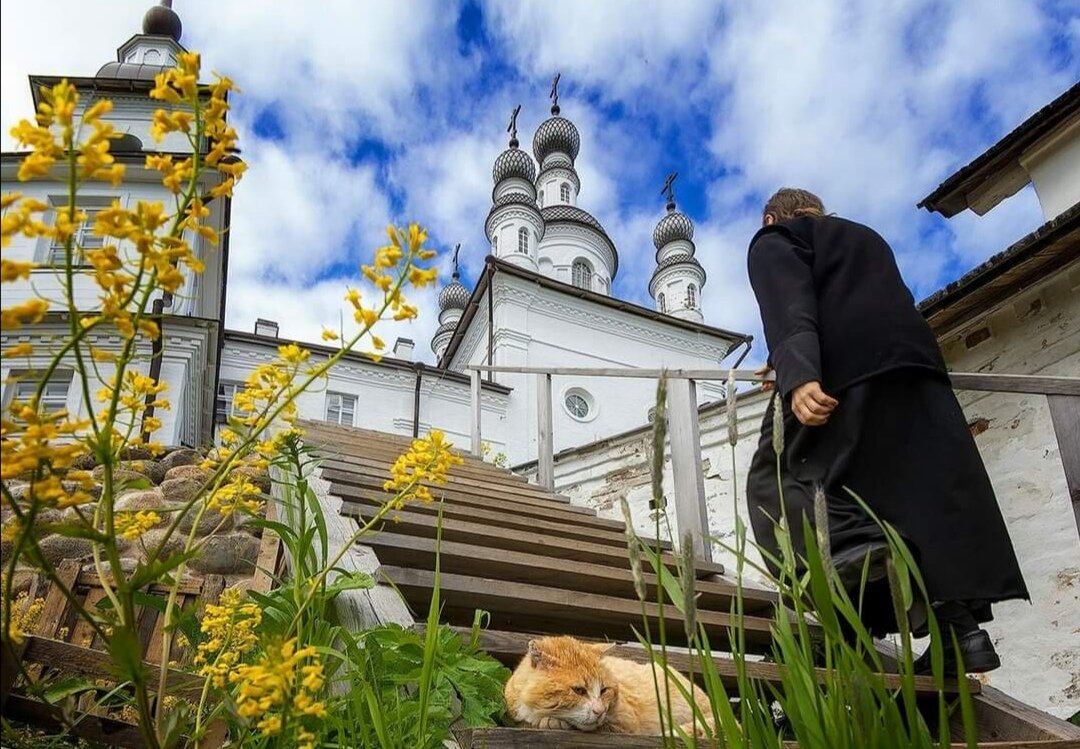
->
[{"left": 468, "top": 365, "right": 1080, "bottom": 560}]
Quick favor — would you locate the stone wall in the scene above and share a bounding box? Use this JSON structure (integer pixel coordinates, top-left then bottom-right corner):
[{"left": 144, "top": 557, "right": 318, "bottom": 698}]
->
[
  {"left": 519, "top": 260, "right": 1080, "bottom": 717},
  {"left": 2, "top": 446, "right": 271, "bottom": 596}
]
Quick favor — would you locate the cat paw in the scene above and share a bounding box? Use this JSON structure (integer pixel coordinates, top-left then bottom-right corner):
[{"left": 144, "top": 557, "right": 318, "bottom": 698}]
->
[{"left": 535, "top": 717, "right": 574, "bottom": 730}]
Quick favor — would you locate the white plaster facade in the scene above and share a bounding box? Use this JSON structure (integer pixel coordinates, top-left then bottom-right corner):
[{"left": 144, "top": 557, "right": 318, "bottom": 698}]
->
[{"left": 1023, "top": 115, "right": 1080, "bottom": 221}]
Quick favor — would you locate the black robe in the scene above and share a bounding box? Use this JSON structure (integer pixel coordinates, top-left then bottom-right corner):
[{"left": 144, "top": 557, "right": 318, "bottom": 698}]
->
[{"left": 745, "top": 216, "right": 1028, "bottom": 632}]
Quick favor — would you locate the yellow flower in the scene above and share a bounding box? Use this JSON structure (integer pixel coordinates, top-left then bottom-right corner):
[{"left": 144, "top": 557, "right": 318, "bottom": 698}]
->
[
  {"left": 320, "top": 328, "right": 339, "bottom": 342},
  {"left": 230, "top": 637, "right": 326, "bottom": 743},
  {"left": 195, "top": 588, "right": 262, "bottom": 688},
  {"left": 114, "top": 510, "right": 161, "bottom": 540},
  {"left": 344, "top": 287, "right": 361, "bottom": 309},
  {"left": 371, "top": 335, "right": 385, "bottom": 351},
  {"left": 1, "top": 191, "right": 21, "bottom": 209},
  {"left": 1, "top": 298, "right": 49, "bottom": 330},
  {"left": 1, "top": 342, "right": 33, "bottom": 358},
  {"left": 382, "top": 430, "right": 463, "bottom": 507},
  {"left": 207, "top": 477, "right": 263, "bottom": 516}
]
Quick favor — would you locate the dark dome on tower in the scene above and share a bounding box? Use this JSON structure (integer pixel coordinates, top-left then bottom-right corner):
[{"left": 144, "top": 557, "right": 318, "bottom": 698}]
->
[
  {"left": 438, "top": 279, "right": 470, "bottom": 312},
  {"left": 532, "top": 116, "right": 580, "bottom": 165},
  {"left": 652, "top": 207, "right": 695, "bottom": 251},
  {"left": 143, "top": 2, "right": 182, "bottom": 41},
  {"left": 492, "top": 147, "right": 537, "bottom": 185}
]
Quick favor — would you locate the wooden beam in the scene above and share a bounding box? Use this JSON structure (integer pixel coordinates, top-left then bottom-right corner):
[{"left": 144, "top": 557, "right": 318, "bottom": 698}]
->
[
  {"left": 668, "top": 378, "right": 712, "bottom": 563},
  {"left": 470, "top": 368, "right": 482, "bottom": 456},
  {"left": 537, "top": 372, "right": 555, "bottom": 492},
  {"left": 949, "top": 372, "right": 1080, "bottom": 396},
  {"left": 1046, "top": 395, "right": 1080, "bottom": 539}
]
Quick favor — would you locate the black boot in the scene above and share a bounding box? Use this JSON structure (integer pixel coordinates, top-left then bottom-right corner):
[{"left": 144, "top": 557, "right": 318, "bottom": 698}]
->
[
  {"left": 914, "top": 628, "right": 1000, "bottom": 676},
  {"left": 832, "top": 540, "right": 890, "bottom": 592}
]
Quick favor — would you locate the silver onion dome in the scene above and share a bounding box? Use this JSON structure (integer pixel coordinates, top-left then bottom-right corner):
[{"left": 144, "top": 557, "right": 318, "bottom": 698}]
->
[
  {"left": 492, "top": 146, "right": 537, "bottom": 185},
  {"left": 652, "top": 206, "right": 695, "bottom": 251},
  {"left": 143, "top": 2, "right": 182, "bottom": 40},
  {"left": 533, "top": 116, "right": 581, "bottom": 165},
  {"left": 438, "top": 279, "right": 469, "bottom": 311}
]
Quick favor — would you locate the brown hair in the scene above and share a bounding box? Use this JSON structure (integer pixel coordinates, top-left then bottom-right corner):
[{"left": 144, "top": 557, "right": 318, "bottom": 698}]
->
[{"left": 763, "top": 188, "right": 826, "bottom": 224}]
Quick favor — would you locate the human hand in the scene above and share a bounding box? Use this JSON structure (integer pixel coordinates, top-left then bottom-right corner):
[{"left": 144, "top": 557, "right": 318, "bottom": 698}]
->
[
  {"left": 791, "top": 381, "right": 838, "bottom": 426},
  {"left": 756, "top": 365, "right": 774, "bottom": 392}
]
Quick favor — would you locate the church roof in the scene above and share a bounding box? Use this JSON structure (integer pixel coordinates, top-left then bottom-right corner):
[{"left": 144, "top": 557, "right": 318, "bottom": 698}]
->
[
  {"left": 492, "top": 146, "right": 537, "bottom": 185},
  {"left": 918, "top": 81, "right": 1080, "bottom": 217},
  {"left": 436, "top": 256, "right": 750, "bottom": 368},
  {"left": 918, "top": 200, "right": 1079, "bottom": 335},
  {"left": 95, "top": 61, "right": 171, "bottom": 81},
  {"left": 533, "top": 115, "right": 581, "bottom": 164},
  {"left": 652, "top": 208, "right": 695, "bottom": 252},
  {"left": 540, "top": 205, "right": 619, "bottom": 277}
]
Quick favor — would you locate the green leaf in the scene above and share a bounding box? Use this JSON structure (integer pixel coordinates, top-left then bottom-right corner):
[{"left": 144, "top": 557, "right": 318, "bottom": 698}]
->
[
  {"left": 42, "top": 676, "right": 96, "bottom": 704},
  {"left": 36, "top": 520, "right": 110, "bottom": 544},
  {"left": 126, "top": 550, "right": 199, "bottom": 591},
  {"left": 324, "top": 569, "right": 375, "bottom": 599}
]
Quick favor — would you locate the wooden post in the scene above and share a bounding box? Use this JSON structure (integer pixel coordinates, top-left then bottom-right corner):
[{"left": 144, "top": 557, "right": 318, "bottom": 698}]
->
[
  {"left": 668, "top": 378, "right": 712, "bottom": 562},
  {"left": 1047, "top": 394, "right": 1080, "bottom": 539},
  {"left": 537, "top": 373, "right": 555, "bottom": 492},
  {"left": 470, "top": 369, "right": 482, "bottom": 457}
]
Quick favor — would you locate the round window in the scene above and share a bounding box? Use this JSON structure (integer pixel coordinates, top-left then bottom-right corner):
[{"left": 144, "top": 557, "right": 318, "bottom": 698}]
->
[{"left": 563, "top": 387, "right": 595, "bottom": 421}]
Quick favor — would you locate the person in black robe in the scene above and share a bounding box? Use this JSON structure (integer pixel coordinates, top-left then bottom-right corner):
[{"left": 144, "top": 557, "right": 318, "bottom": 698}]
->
[{"left": 744, "top": 188, "right": 1028, "bottom": 674}]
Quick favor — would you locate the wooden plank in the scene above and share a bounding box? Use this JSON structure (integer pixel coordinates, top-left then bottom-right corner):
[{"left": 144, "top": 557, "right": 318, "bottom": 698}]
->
[
  {"left": 1047, "top": 395, "right": 1080, "bottom": 539},
  {"left": 361, "top": 533, "right": 774, "bottom": 614},
  {"left": 177, "top": 574, "right": 225, "bottom": 665},
  {"left": 668, "top": 378, "right": 713, "bottom": 562},
  {"left": 304, "top": 424, "right": 516, "bottom": 474},
  {"left": 33, "top": 559, "right": 80, "bottom": 639},
  {"left": 75, "top": 570, "right": 204, "bottom": 597},
  {"left": 339, "top": 490, "right": 650, "bottom": 551},
  {"left": 249, "top": 499, "right": 281, "bottom": 593},
  {"left": 381, "top": 567, "right": 771, "bottom": 650},
  {"left": 313, "top": 448, "right": 532, "bottom": 487},
  {"left": 471, "top": 368, "right": 482, "bottom": 456},
  {"left": 537, "top": 372, "right": 555, "bottom": 492},
  {"left": 21, "top": 636, "right": 204, "bottom": 699},
  {"left": 455, "top": 728, "right": 1079, "bottom": 749},
  {"left": 964, "top": 684, "right": 1080, "bottom": 742},
  {"left": 347, "top": 507, "right": 723, "bottom": 578},
  {"left": 319, "top": 456, "right": 571, "bottom": 502},
  {"left": 435, "top": 626, "right": 968, "bottom": 696},
  {"left": 950, "top": 372, "right": 1080, "bottom": 397},
  {"left": 323, "top": 468, "right": 606, "bottom": 521},
  {"left": 5, "top": 694, "right": 148, "bottom": 749},
  {"left": 465, "top": 365, "right": 1079, "bottom": 397}
]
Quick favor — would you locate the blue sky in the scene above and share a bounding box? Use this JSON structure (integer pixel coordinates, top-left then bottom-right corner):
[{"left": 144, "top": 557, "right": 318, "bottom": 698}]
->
[{"left": 2, "top": 1, "right": 1078, "bottom": 364}]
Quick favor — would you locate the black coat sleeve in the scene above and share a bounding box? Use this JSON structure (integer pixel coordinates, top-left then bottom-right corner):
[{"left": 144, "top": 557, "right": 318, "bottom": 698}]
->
[{"left": 748, "top": 229, "right": 822, "bottom": 399}]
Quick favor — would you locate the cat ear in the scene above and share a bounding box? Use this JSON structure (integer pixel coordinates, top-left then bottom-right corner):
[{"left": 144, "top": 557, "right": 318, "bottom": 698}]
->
[
  {"left": 527, "top": 640, "right": 545, "bottom": 667},
  {"left": 589, "top": 642, "right": 616, "bottom": 655}
]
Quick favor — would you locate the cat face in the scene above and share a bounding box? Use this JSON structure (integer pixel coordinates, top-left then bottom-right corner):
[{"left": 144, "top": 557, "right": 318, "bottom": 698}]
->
[{"left": 511, "top": 637, "right": 618, "bottom": 731}]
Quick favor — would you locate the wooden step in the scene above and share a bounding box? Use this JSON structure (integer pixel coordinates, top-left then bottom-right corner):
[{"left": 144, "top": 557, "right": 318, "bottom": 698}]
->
[
  {"left": 303, "top": 423, "right": 510, "bottom": 471},
  {"left": 453, "top": 729, "right": 1076, "bottom": 749},
  {"left": 342, "top": 494, "right": 649, "bottom": 552},
  {"left": 309, "top": 439, "right": 531, "bottom": 484},
  {"left": 432, "top": 626, "right": 971, "bottom": 696},
  {"left": 363, "top": 533, "right": 773, "bottom": 614},
  {"left": 380, "top": 567, "right": 774, "bottom": 651},
  {"left": 322, "top": 467, "right": 612, "bottom": 522},
  {"left": 348, "top": 508, "right": 722, "bottom": 578},
  {"left": 319, "top": 456, "right": 575, "bottom": 504}
]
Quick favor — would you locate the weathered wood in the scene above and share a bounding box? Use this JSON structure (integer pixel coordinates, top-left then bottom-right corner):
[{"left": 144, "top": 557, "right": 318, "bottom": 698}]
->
[
  {"left": 5, "top": 694, "right": 149, "bottom": 749},
  {"left": 537, "top": 372, "right": 555, "bottom": 492},
  {"left": 75, "top": 570, "right": 204, "bottom": 597},
  {"left": 1047, "top": 394, "right": 1080, "bottom": 538},
  {"left": 362, "top": 532, "right": 773, "bottom": 613},
  {"left": 381, "top": 566, "right": 772, "bottom": 650},
  {"left": 348, "top": 507, "right": 723, "bottom": 578},
  {"left": 249, "top": 498, "right": 281, "bottom": 593},
  {"left": 323, "top": 467, "right": 603, "bottom": 520},
  {"left": 340, "top": 492, "right": 649, "bottom": 551},
  {"left": 298, "top": 465, "right": 414, "bottom": 630},
  {"left": 668, "top": 377, "right": 713, "bottom": 562},
  {"left": 950, "top": 372, "right": 1080, "bottom": 397},
  {"left": 308, "top": 437, "right": 531, "bottom": 484},
  {"left": 471, "top": 368, "right": 483, "bottom": 456},
  {"left": 454, "top": 728, "right": 1080, "bottom": 749},
  {"left": 434, "top": 625, "right": 968, "bottom": 696},
  {"left": 20, "top": 635, "right": 204, "bottom": 699},
  {"left": 33, "top": 559, "right": 81, "bottom": 639},
  {"left": 0, "top": 638, "right": 27, "bottom": 709},
  {"left": 963, "top": 684, "right": 1080, "bottom": 742}
]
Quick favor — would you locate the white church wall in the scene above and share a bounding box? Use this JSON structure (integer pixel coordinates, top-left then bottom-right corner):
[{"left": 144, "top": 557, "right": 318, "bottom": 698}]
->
[
  {"left": 476, "top": 272, "right": 733, "bottom": 464},
  {"left": 517, "top": 260, "right": 1080, "bottom": 717},
  {"left": 219, "top": 336, "right": 510, "bottom": 456},
  {"left": 77, "top": 94, "right": 196, "bottom": 155},
  {"left": 1020, "top": 117, "right": 1080, "bottom": 222}
]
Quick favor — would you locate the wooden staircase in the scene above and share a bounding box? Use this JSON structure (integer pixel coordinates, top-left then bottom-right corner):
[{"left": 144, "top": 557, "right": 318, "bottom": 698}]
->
[{"left": 299, "top": 421, "right": 1080, "bottom": 749}]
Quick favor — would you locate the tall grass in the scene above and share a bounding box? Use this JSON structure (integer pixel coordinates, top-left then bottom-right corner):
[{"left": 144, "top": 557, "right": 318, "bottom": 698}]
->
[{"left": 626, "top": 378, "right": 978, "bottom": 748}]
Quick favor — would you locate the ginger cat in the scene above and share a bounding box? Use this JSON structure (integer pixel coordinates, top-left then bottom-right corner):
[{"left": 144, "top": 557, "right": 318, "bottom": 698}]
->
[{"left": 504, "top": 635, "right": 713, "bottom": 735}]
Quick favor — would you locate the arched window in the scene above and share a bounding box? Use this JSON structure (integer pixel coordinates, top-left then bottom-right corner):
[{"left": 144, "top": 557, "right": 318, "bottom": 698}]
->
[
  {"left": 686, "top": 283, "right": 697, "bottom": 307},
  {"left": 517, "top": 227, "right": 529, "bottom": 254},
  {"left": 572, "top": 259, "right": 593, "bottom": 289},
  {"left": 492, "top": 235, "right": 498, "bottom": 253},
  {"left": 143, "top": 49, "right": 162, "bottom": 65},
  {"left": 657, "top": 292, "right": 666, "bottom": 313},
  {"left": 560, "top": 183, "right": 571, "bottom": 203}
]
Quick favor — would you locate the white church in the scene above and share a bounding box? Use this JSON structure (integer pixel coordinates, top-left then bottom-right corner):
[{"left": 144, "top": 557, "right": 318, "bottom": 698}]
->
[{"left": 1, "top": 2, "right": 751, "bottom": 466}]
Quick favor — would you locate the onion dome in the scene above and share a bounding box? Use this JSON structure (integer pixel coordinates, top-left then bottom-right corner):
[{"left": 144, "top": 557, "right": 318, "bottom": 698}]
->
[
  {"left": 533, "top": 115, "right": 581, "bottom": 165},
  {"left": 652, "top": 206, "right": 695, "bottom": 253},
  {"left": 143, "top": 1, "right": 182, "bottom": 40},
  {"left": 438, "top": 278, "right": 469, "bottom": 312},
  {"left": 492, "top": 146, "right": 536, "bottom": 185}
]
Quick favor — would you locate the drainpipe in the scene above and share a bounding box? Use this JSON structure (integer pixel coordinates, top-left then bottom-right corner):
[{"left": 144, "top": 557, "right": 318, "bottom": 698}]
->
[
  {"left": 730, "top": 338, "right": 753, "bottom": 369},
  {"left": 139, "top": 294, "right": 169, "bottom": 444},
  {"left": 486, "top": 265, "right": 495, "bottom": 383},
  {"left": 412, "top": 362, "right": 425, "bottom": 438}
]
